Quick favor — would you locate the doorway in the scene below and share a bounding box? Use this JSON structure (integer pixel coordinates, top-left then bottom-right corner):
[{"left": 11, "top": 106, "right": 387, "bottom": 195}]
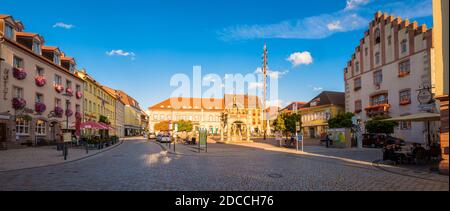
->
[{"left": 0, "top": 123, "right": 7, "bottom": 149}]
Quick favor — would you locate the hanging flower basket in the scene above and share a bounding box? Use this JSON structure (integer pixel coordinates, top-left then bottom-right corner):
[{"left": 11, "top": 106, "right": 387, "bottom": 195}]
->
[
  {"left": 13, "top": 67, "right": 27, "bottom": 80},
  {"left": 75, "top": 111, "right": 82, "bottom": 120},
  {"left": 35, "top": 102, "right": 47, "bottom": 113},
  {"left": 66, "top": 88, "right": 74, "bottom": 96},
  {"left": 54, "top": 107, "right": 64, "bottom": 118},
  {"left": 76, "top": 91, "right": 83, "bottom": 99},
  {"left": 55, "top": 85, "right": 64, "bottom": 93},
  {"left": 35, "top": 76, "right": 46, "bottom": 87},
  {"left": 66, "top": 109, "right": 74, "bottom": 117},
  {"left": 12, "top": 98, "right": 27, "bottom": 110}
]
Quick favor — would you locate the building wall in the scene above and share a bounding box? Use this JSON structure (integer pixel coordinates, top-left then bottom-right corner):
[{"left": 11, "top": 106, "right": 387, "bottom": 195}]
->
[
  {"left": 115, "top": 99, "right": 125, "bottom": 137},
  {"left": 300, "top": 105, "right": 344, "bottom": 138},
  {"left": 344, "top": 12, "right": 439, "bottom": 144},
  {"left": 148, "top": 109, "right": 222, "bottom": 134},
  {"left": 0, "top": 30, "right": 83, "bottom": 146}
]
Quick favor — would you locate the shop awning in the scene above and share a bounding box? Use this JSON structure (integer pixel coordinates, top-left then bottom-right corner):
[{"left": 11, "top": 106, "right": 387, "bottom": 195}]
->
[
  {"left": 80, "top": 121, "right": 108, "bottom": 130},
  {"left": 383, "top": 113, "right": 441, "bottom": 122}
]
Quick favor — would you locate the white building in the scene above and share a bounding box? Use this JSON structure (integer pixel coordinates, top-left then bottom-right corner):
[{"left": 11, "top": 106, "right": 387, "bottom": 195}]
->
[{"left": 344, "top": 12, "right": 440, "bottom": 144}]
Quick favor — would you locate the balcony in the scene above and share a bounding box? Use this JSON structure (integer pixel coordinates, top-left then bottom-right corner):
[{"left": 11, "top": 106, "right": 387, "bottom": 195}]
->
[{"left": 365, "top": 103, "right": 390, "bottom": 117}]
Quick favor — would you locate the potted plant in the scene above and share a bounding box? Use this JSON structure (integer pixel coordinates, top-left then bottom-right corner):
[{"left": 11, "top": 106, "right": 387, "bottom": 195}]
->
[
  {"left": 13, "top": 67, "right": 27, "bottom": 80},
  {"left": 54, "top": 107, "right": 64, "bottom": 118},
  {"left": 66, "top": 109, "right": 73, "bottom": 117},
  {"left": 35, "top": 76, "right": 46, "bottom": 87},
  {"left": 76, "top": 91, "right": 83, "bottom": 99},
  {"left": 35, "top": 102, "right": 47, "bottom": 113},
  {"left": 66, "top": 88, "right": 74, "bottom": 97},
  {"left": 55, "top": 85, "right": 64, "bottom": 93},
  {"left": 12, "top": 98, "right": 27, "bottom": 110}
]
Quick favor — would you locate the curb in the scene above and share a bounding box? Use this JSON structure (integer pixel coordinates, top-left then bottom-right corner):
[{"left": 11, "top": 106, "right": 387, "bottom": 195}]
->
[
  {"left": 372, "top": 160, "right": 449, "bottom": 184},
  {"left": 0, "top": 140, "right": 125, "bottom": 173}
]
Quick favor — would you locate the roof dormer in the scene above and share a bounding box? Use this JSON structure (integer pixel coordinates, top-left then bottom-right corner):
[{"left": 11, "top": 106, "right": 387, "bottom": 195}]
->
[
  {"left": 16, "top": 32, "right": 44, "bottom": 55},
  {"left": 0, "top": 14, "right": 18, "bottom": 41},
  {"left": 61, "top": 52, "right": 77, "bottom": 73},
  {"left": 41, "top": 46, "right": 62, "bottom": 65}
]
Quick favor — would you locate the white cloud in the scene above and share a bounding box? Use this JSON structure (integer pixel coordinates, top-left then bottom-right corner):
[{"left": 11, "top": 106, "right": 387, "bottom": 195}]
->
[
  {"left": 53, "top": 22, "right": 75, "bottom": 29},
  {"left": 313, "top": 87, "right": 324, "bottom": 91},
  {"left": 287, "top": 52, "right": 313, "bottom": 67},
  {"left": 327, "top": 21, "right": 343, "bottom": 31},
  {"left": 106, "top": 50, "right": 136, "bottom": 60},
  {"left": 219, "top": 0, "right": 431, "bottom": 40},
  {"left": 345, "top": 0, "right": 371, "bottom": 10}
]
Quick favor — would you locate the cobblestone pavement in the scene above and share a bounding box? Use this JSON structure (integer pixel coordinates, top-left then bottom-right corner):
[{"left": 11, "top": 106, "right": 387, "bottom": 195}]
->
[{"left": 0, "top": 139, "right": 448, "bottom": 191}]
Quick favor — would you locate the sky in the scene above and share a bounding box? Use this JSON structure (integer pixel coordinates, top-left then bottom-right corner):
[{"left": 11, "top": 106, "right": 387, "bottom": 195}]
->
[{"left": 0, "top": 0, "right": 434, "bottom": 109}]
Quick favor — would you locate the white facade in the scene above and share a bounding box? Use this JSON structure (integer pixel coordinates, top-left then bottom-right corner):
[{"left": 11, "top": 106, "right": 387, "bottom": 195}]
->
[{"left": 344, "top": 12, "right": 440, "bottom": 144}]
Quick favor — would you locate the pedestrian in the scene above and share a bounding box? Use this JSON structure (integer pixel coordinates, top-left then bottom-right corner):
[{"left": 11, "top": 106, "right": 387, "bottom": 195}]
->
[{"left": 326, "top": 134, "right": 331, "bottom": 148}]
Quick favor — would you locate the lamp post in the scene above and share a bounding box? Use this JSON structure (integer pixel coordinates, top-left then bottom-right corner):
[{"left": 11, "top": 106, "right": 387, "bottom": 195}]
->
[{"left": 62, "top": 94, "right": 71, "bottom": 160}]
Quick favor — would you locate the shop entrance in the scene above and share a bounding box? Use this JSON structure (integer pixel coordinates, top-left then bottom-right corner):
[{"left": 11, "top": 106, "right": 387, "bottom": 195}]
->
[{"left": 0, "top": 123, "right": 7, "bottom": 149}]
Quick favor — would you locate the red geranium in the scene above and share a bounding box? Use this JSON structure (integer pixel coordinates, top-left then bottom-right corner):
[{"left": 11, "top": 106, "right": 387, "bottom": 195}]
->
[
  {"left": 55, "top": 85, "right": 64, "bottom": 93},
  {"left": 35, "top": 102, "right": 47, "bottom": 113},
  {"left": 76, "top": 91, "right": 83, "bottom": 99},
  {"left": 35, "top": 76, "right": 46, "bottom": 87},
  {"left": 13, "top": 67, "right": 27, "bottom": 80},
  {"left": 54, "top": 107, "right": 64, "bottom": 118},
  {"left": 12, "top": 98, "right": 27, "bottom": 110}
]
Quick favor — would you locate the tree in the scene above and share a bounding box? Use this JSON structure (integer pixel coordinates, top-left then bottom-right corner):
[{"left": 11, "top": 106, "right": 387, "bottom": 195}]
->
[
  {"left": 273, "top": 114, "right": 286, "bottom": 132},
  {"left": 176, "top": 120, "right": 193, "bottom": 132},
  {"left": 274, "top": 113, "right": 301, "bottom": 140},
  {"left": 154, "top": 121, "right": 170, "bottom": 132},
  {"left": 365, "top": 116, "right": 398, "bottom": 134},
  {"left": 328, "top": 112, "right": 355, "bottom": 129}
]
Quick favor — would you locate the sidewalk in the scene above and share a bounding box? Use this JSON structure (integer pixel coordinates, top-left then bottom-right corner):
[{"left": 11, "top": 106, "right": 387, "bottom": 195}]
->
[{"left": 0, "top": 140, "right": 124, "bottom": 172}]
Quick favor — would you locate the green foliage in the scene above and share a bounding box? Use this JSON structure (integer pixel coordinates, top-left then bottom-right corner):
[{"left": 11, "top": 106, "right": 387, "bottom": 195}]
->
[
  {"left": 176, "top": 120, "right": 193, "bottom": 132},
  {"left": 99, "top": 115, "right": 110, "bottom": 125},
  {"left": 328, "top": 112, "right": 355, "bottom": 129},
  {"left": 365, "top": 116, "right": 398, "bottom": 134},
  {"left": 273, "top": 114, "right": 286, "bottom": 132},
  {"left": 284, "top": 113, "right": 301, "bottom": 134}
]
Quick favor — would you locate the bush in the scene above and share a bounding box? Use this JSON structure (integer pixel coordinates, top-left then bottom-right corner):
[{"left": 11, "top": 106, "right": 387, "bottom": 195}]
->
[
  {"left": 365, "top": 116, "right": 398, "bottom": 134},
  {"left": 328, "top": 112, "right": 355, "bottom": 129}
]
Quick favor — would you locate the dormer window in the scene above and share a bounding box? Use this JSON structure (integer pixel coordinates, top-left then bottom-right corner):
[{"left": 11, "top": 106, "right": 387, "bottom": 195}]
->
[
  {"left": 54, "top": 53, "right": 60, "bottom": 65},
  {"left": 69, "top": 63, "right": 75, "bottom": 73},
  {"left": 5, "top": 23, "right": 14, "bottom": 39},
  {"left": 33, "top": 40, "right": 41, "bottom": 55}
]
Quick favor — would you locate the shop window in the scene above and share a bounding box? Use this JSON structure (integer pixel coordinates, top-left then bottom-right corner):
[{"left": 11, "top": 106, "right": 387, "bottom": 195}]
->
[
  {"left": 35, "top": 120, "right": 46, "bottom": 136},
  {"left": 16, "top": 118, "right": 30, "bottom": 136},
  {"left": 399, "top": 121, "right": 412, "bottom": 130}
]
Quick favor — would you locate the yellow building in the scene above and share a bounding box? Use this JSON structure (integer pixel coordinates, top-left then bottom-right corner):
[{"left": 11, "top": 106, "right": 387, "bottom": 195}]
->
[
  {"left": 75, "top": 70, "right": 116, "bottom": 134},
  {"left": 298, "top": 91, "right": 345, "bottom": 139},
  {"left": 117, "top": 90, "right": 142, "bottom": 136}
]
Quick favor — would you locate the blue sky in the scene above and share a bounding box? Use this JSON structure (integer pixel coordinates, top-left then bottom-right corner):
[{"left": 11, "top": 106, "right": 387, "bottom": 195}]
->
[{"left": 0, "top": 0, "right": 433, "bottom": 109}]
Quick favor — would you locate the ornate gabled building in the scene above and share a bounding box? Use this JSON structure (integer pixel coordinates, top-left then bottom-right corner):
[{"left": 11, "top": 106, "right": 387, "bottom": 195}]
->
[{"left": 344, "top": 12, "right": 440, "bottom": 144}]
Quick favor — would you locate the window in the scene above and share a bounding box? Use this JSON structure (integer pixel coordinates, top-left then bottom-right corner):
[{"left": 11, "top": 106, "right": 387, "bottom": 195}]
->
[
  {"left": 13, "top": 87, "right": 23, "bottom": 98},
  {"left": 66, "top": 80, "right": 72, "bottom": 89},
  {"left": 160, "top": 115, "right": 165, "bottom": 121},
  {"left": 13, "top": 56, "right": 24, "bottom": 68},
  {"left": 365, "top": 47, "right": 368, "bottom": 56},
  {"left": 399, "top": 89, "right": 411, "bottom": 105},
  {"left": 69, "top": 63, "right": 75, "bottom": 73},
  {"left": 355, "top": 100, "right": 362, "bottom": 113},
  {"left": 76, "top": 104, "right": 81, "bottom": 113},
  {"left": 84, "top": 99, "right": 87, "bottom": 111},
  {"left": 354, "top": 78, "right": 362, "bottom": 91},
  {"left": 374, "top": 70, "right": 383, "bottom": 86},
  {"left": 387, "top": 35, "right": 392, "bottom": 46},
  {"left": 55, "top": 98, "right": 61, "bottom": 108},
  {"left": 66, "top": 101, "right": 71, "bottom": 111},
  {"left": 400, "top": 121, "right": 412, "bottom": 130},
  {"left": 5, "top": 23, "right": 14, "bottom": 39},
  {"left": 54, "top": 53, "right": 60, "bottom": 65},
  {"left": 16, "top": 118, "right": 30, "bottom": 136},
  {"left": 370, "top": 94, "right": 388, "bottom": 106},
  {"left": 375, "top": 52, "right": 381, "bottom": 65},
  {"left": 399, "top": 60, "right": 410, "bottom": 77},
  {"left": 89, "top": 101, "right": 92, "bottom": 112},
  {"left": 355, "top": 62, "right": 360, "bottom": 73},
  {"left": 401, "top": 39, "right": 408, "bottom": 53},
  {"left": 35, "top": 120, "right": 46, "bottom": 136},
  {"left": 76, "top": 84, "right": 81, "bottom": 93},
  {"left": 33, "top": 40, "right": 41, "bottom": 55},
  {"left": 35, "top": 93, "right": 44, "bottom": 103},
  {"left": 36, "top": 66, "right": 44, "bottom": 76},
  {"left": 54, "top": 74, "right": 62, "bottom": 85},
  {"left": 375, "top": 28, "right": 381, "bottom": 44}
]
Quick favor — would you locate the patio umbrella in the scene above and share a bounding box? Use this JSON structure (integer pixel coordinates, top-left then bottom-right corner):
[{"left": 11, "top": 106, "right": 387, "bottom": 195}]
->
[{"left": 80, "top": 121, "right": 108, "bottom": 130}]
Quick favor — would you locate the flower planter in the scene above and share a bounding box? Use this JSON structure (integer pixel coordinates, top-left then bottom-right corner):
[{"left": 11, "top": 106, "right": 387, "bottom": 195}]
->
[
  {"left": 35, "top": 102, "right": 47, "bottom": 113},
  {"left": 55, "top": 85, "right": 64, "bottom": 93},
  {"left": 35, "top": 76, "right": 46, "bottom": 87},
  {"left": 66, "top": 88, "right": 74, "bottom": 97},
  {"left": 76, "top": 91, "right": 83, "bottom": 99},
  {"left": 12, "top": 98, "right": 27, "bottom": 110},
  {"left": 13, "top": 67, "right": 27, "bottom": 80},
  {"left": 54, "top": 107, "right": 64, "bottom": 118},
  {"left": 66, "top": 109, "right": 73, "bottom": 117}
]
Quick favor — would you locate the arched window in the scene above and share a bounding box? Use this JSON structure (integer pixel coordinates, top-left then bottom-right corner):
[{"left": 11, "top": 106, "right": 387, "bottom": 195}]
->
[{"left": 375, "top": 28, "right": 381, "bottom": 44}]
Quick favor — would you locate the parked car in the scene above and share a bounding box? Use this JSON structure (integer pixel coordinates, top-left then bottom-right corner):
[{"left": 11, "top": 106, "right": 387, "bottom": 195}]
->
[
  {"left": 363, "top": 134, "right": 405, "bottom": 148},
  {"left": 148, "top": 132, "right": 157, "bottom": 140},
  {"left": 160, "top": 135, "right": 172, "bottom": 143}
]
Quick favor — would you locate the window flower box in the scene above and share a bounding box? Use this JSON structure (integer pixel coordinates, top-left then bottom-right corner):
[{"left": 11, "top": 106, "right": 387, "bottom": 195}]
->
[
  {"left": 398, "top": 72, "right": 410, "bottom": 78},
  {"left": 66, "top": 109, "right": 74, "bottom": 117},
  {"left": 55, "top": 85, "right": 64, "bottom": 93},
  {"left": 35, "top": 76, "right": 46, "bottom": 87},
  {"left": 13, "top": 67, "right": 27, "bottom": 80},
  {"left": 35, "top": 102, "right": 47, "bottom": 113},
  {"left": 400, "top": 100, "right": 411, "bottom": 106},
  {"left": 54, "top": 107, "right": 64, "bottom": 118},
  {"left": 12, "top": 98, "right": 27, "bottom": 110},
  {"left": 76, "top": 91, "right": 83, "bottom": 99},
  {"left": 66, "top": 88, "right": 74, "bottom": 96}
]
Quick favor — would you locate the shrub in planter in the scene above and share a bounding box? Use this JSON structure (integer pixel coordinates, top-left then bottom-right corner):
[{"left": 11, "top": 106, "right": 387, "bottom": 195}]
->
[
  {"left": 54, "top": 107, "right": 64, "bottom": 118},
  {"left": 35, "top": 76, "right": 46, "bottom": 87},
  {"left": 35, "top": 102, "right": 47, "bottom": 113},
  {"left": 54, "top": 85, "right": 64, "bottom": 93},
  {"left": 13, "top": 67, "right": 27, "bottom": 80},
  {"left": 76, "top": 91, "right": 83, "bottom": 99},
  {"left": 12, "top": 98, "right": 27, "bottom": 110}
]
